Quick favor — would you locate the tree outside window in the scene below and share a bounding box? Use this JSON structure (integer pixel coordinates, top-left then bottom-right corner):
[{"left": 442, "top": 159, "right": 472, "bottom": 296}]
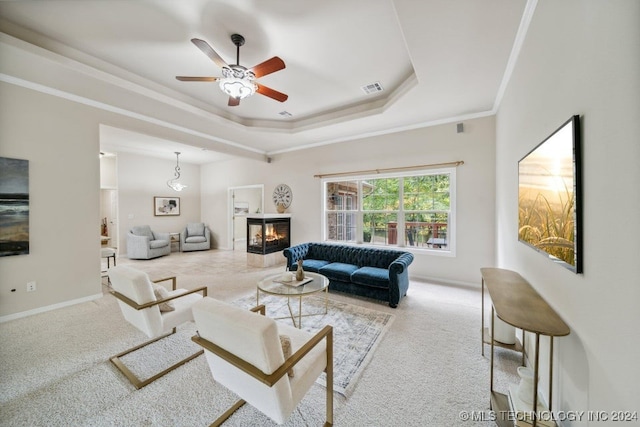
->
[{"left": 323, "top": 169, "right": 454, "bottom": 251}]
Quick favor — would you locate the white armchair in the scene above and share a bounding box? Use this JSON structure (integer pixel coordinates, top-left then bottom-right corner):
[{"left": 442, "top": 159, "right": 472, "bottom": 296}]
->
[
  {"left": 126, "top": 225, "right": 171, "bottom": 259},
  {"left": 180, "top": 222, "right": 211, "bottom": 252},
  {"left": 108, "top": 265, "right": 207, "bottom": 389},
  {"left": 192, "top": 297, "right": 333, "bottom": 426}
]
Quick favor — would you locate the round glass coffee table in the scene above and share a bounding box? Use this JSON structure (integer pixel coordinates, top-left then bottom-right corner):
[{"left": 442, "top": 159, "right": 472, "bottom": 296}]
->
[{"left": 257, "top": 272, "right": 329, "bottom": 328}]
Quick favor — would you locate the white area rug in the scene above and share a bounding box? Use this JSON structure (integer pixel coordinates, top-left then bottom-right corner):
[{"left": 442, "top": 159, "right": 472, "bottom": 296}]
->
[{"left": 233, "top": 294, "right": 394, "bottom": 397}]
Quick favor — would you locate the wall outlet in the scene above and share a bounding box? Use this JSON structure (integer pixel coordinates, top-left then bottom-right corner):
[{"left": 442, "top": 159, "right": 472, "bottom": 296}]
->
[{"left": 26, "top": 281, "right": 36, "bottom": 292}]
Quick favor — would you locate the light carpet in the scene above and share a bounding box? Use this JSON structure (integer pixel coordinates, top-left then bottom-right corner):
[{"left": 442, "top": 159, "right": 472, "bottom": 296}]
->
[
  {"left": 0, "top": 250, "right": 520, "bottom": 426},
  {"left": 232, "top": 293, "right": 394, "bottom": 397}
]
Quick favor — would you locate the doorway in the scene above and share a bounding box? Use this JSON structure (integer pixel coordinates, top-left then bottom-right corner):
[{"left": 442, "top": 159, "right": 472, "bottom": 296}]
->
[
  {"left": 99, "top": 153, "right": 118, "bottom": 251},
  {"left": 229, "top": 185, "right": 264, "bottom": 251},
  {"left": 100, "top": 189, "right": 118, "bottom": 248}
]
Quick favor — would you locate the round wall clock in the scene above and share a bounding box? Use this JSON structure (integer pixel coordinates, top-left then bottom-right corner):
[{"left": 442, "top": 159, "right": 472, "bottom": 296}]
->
[{"left": 272, "top": 183, "right": 292, "bottom": 208}]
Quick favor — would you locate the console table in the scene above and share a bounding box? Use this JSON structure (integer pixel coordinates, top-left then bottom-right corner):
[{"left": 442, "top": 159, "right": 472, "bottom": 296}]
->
[{"left": 481, "top": 268, "right": 570, "bottom": 427}]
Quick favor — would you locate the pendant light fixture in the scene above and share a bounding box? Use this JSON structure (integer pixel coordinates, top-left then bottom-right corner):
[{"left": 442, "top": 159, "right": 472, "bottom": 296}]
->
[{"left": 167, "top": 152, "right": 187, "bottom": 192}]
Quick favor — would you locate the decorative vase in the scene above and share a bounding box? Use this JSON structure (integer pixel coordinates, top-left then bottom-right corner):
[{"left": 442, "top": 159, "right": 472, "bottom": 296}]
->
[
  {"left": 276, "top": 203, "right": 286, "bottom": 214},
  {"left": 296, "top": 259, "right": 304, "bottom": 281},
  {"left": 516, "top": 366, "right": 536, "bottom": 404},
  {"left": 490, "top": 314, "right": 516, "bottom": 344}
]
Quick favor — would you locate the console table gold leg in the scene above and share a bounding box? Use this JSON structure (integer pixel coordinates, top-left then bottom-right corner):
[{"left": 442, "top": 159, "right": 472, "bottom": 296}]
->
[
  {"left": 490, "top": 307, "right": 495, "bottom": 395},
  {"left": 481, "top": 278, "right": 485, "bottom": 357},
  {"left": 522, "top": 329, "right": 526, "bottom": 366},
  {"left": 549, "top": 336, "right": 554, "bottom": 411},
  {"left": 533, "top": 333, "right": 540, "bottom": 427}
]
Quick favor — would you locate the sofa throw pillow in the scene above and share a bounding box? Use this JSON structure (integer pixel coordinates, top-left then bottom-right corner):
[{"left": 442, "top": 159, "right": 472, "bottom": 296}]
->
[
  {"left": 152, "top": 284, "right": 175, "bottom": 312},
  {"left": 279, "top": 335, "right": 294, "bottom": 378},
  {"left": 187, "top": 223, "right": 205, "bottom": 237}
]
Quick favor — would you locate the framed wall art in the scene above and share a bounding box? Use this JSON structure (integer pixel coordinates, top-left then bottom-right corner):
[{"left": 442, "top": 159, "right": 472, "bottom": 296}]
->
[
  {"left": 154, "top": 196, "right": 180, "bottom": 216},
  {"left": 234, "top": 201, "right": 249, "bottom": 216},
  {"left": 0, "top": 157, "right": 30, "bottom": 256}
]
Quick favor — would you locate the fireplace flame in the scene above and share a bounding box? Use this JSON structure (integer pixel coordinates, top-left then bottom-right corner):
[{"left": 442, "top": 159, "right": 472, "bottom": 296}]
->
[
  {"left": 254, "top": 224, "right": 280, "bottom": 243},
  {"left": 264, "top": 224, "right": 279, "bottom": 242}
]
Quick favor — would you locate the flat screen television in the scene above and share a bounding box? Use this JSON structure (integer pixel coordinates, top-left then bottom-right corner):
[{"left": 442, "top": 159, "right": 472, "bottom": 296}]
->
[{"left": 518, "top": 115, "right": 582, "bottom": 273}]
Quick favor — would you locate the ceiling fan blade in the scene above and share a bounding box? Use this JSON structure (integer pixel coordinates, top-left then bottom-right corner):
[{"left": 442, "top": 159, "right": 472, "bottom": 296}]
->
[
  {"left": 176, "top": 76, "right": 219, "bottom": 82},
  {"left": 191, "top": 38, "right": 228, "bottom": 68},
  {"left": 249, "top": 56, "right": 286, "bottom": 78},
  {"left": 228, "top": 97, "right": 240, "bottom": 107},
  {"left": 256, "top": 84, "right": 288, "bottom": 102}
]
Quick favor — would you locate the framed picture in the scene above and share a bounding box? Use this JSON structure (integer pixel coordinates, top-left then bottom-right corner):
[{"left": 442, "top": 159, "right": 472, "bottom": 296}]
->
[
  {"left": 154, "top": 197, "right": 180, "bottom": 216},
  {"left": 0, "top": 157, "right": 30, "bottom": 256},
  {"left": 234, "top": 201, "right": 249, "bottom": 215}
]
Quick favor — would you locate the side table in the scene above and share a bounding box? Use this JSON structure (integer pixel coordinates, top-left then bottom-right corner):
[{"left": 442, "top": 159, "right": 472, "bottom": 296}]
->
[{"left": 169, "top": 232, "right": 181, "bottom": 252}]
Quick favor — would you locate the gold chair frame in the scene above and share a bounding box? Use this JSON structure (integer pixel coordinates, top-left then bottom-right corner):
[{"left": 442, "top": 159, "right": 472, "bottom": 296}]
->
[
  {"left": 191, "top": 305, "right": 334, "bottom": 427},
  {"left": 110, "top": 276, "right": 208, "bottom": 389}
]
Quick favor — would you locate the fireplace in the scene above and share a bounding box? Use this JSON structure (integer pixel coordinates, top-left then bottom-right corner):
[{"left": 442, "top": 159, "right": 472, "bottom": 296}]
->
[{"left": 247, "top": 215, "right": 291, "bottom": 255}]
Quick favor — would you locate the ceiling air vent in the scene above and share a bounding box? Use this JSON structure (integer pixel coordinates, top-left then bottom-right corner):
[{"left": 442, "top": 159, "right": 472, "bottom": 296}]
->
[{"left": 361, "top": 82, "right": 384, "bottom": 95}]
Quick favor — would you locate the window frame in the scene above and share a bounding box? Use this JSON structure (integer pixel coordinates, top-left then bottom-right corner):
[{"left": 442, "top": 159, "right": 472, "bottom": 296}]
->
[{"left": 321, "top": 167, "right": 456, "bottom": 256}]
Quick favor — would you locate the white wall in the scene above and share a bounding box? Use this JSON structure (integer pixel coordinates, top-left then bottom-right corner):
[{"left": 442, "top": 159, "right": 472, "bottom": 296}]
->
[
  {"left": 99, "top": 155, "right": 116, "bottom": 189},
  {"left": 0, "top": 82, "right": 102, "bottom": 317},
  {"left": 495, "top": 0, "right": 640, "bottom": 418},
  {"left": 116, "top": 152, "right": 201, "bottom": 253},
  {"left": 202, "top": 116, "right": 496, "bottom": 285}
]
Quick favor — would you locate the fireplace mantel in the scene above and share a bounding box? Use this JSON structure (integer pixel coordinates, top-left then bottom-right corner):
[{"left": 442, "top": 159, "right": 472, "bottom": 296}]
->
[{"left": 246, "top": 213, "right": 292, "bottom": 219}]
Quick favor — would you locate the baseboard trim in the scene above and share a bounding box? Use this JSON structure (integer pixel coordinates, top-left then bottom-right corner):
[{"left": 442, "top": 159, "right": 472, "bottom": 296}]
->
[
  {"left": 0, "top": 292, "right": 103, "bottom": 323},
  {"left": 409, "top": 274, "right": 479, "bottom": 289}
]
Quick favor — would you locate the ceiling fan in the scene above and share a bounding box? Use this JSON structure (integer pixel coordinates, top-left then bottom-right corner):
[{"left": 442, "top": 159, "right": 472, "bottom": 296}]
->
[{"left": 176, "top": 34, "right": 288, "bottom": 107}]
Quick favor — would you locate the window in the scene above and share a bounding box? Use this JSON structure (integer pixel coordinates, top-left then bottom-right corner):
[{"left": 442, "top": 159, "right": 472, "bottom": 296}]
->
[
  {"left": 325, "top": 181, "right": 358, "bottom": 242},
  {"left": 323, "top": 169, "right": 455, "bottom": 253}
]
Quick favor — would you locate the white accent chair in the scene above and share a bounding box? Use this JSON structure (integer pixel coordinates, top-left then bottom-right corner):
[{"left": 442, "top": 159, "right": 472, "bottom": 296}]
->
[
  {"left": 126, "top": 225, "right": 171, "bottom": 259},
  {"left": 192, "top": 297, "right": 333, "bottom": 426},
  {"left": 180, "top": 222, "right": 211, "bottom": 252},
  {"left": 108, "top": 265, "right": 207, "bottom": 389}
]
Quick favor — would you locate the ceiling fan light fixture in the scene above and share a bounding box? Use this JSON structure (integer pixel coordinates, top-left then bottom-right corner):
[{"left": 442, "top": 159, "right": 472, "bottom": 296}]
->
[
  {"left": 219, "top": 65, "right": 257, "bottom": 99},
  {"left": 219, "top": 78, "right": 256, "bottom": 99},
  {"left": 177, "top": 35, "right": 286, "bottom": 104}
]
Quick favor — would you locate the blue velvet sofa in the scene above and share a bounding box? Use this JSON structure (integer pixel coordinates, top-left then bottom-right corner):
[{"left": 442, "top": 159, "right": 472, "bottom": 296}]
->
[{"left": 283, "top": 242, "right": 414, "bottom": 308}]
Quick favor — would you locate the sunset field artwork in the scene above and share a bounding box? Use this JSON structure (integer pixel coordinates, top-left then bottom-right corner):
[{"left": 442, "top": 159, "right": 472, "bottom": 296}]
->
[{"left": 518, "top": 117, "right": 581, "bottom": 272}]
